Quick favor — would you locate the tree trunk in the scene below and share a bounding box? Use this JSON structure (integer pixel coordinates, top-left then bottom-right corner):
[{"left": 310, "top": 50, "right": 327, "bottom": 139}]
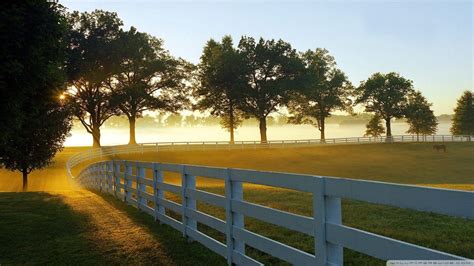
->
[
  {"left": 229, "top": 108, "right": 235, "bottom": 144},
  {"left": 385, "top": 118, "right": 392, "bottom": 142},
  {"left": 230, "top": 127, "right": 235, "bottom": 144},
  {"left": 22, "top": 169, "right": 28, "bottom": 192},
  {"left": 92, "top": 126, "right": 101, "bottom": 148},
  {"left": 259, "top": 117, "right": 267, "bottom": 143},
  {"left": 129, "top": 116, "right": 137, "bottom": 145},
  {"left": 320, "top": 116, "right": 326, "bottom": 143}
]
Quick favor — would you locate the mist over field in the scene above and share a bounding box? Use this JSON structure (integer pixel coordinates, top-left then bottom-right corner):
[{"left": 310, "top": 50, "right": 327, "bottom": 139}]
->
[{"left": 66, "top": 114, "right": 454, "bottom": 146}]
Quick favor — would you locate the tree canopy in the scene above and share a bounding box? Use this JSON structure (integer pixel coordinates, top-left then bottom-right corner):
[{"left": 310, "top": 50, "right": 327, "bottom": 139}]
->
[
  {"left": 109, "top": 27, "right": 190, "bottom": 144},
  {"left": 356, "top": 72, "right": 414, "bottom": 138},
  {"left": 195, "top": 36, "right": 247, "bottom": 143},
  {"left": 364, "top": 115, "right": 385, "bottom": 137},
  {"left": 238, "top": 37, "right": 304, "bottom": 142},
  {"left": 65, "top": 10, "right": 123, "bottom": 147},
  {"left": 451, "top": 91, "right": 474, "bottom": 136},
  {"left": 0, "top": 0, "right": 72, "bottom": 190},
  {"left": 405, "top": 91, "right": 438, "bottom": 136},
  {"left": 287, "top": 48, "right": 352, "bottom": 141}
]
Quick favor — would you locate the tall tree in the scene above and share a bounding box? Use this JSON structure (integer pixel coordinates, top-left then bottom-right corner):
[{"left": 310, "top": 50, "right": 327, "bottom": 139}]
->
[
  {"left": 0, "top": 0, "right": 72, "bottom": 190},
  {"left": 364, "top": 115, "right": 385, "bottom": 137},
  {"left": 195, "top": 36, "right": 246, "bottom": 143},
  {"left": 356, "top": 72, "right": 414, "bottom": 139},
  {"left": 65, "top": 10, "right": 122, "bottom": 147},
  {"left": 287, "top": 48, "right": 352, "bottom": 142},
  {"left": 451, "top": 91, "right": 474, "bottom": 136},
  {"left": 405, "top": 91, "right": 438, "bottom": 138},
  {"left": 109, "top": 27, "right": 190, "bottom": 145},
  {"left": 238, "top": 37, "right": 304, "bottom": 142}
]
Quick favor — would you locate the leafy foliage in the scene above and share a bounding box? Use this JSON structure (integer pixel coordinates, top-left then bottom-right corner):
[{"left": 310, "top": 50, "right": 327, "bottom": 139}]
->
[
  {"left": 65, "top": 10, "right": 123, "bottom": 147},
  {"left": 287, "top": 48, "right": 353, "bottom": 140},
  {"left": 0, "top": 0, "right": 72, "bottom": 190},
  {"left": 109, "top": 27, "right": 190, "bottom": 144},
  {"left": 405, "top": 91, "right": 438, "bottom": 136},
  {"left": 195, "top": 36, "right": 246, "bottom": 142},
  {"left": 450, "top": 91, "right": 474, "bottom": 135},
  {"left": 238, "top": 37, "right": 305, "bottom": 142},
  {"left": 364, "top": 115, "right": 385, "bottom": 137},
  {"left": 356, "top": 72, "right": 414, "bottom": 136}
]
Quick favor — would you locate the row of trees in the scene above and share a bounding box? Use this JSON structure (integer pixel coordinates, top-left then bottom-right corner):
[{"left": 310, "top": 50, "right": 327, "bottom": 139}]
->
[
  {"left": 1, "top": 3, "right": 473, "bottom": 189},
  {"left": 63, "top": 10, "right": 451, "bottom": 146},
  {"left": 65, "top": 11, "right": 190, "bottom": 146}
]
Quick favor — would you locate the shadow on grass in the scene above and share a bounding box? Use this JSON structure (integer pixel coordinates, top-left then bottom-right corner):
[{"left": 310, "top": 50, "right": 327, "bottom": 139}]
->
[
  {"left": 90, "top": 190, "right": 226, "bottom": 266},
  {"left": 0, "top": 192, "right": 105, "bottom": 264}
]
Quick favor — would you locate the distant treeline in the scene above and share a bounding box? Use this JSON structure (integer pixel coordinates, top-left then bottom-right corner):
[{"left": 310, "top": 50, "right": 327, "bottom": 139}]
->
[{"left": 72, "top": 113, "right": 454, "bottom": 129}]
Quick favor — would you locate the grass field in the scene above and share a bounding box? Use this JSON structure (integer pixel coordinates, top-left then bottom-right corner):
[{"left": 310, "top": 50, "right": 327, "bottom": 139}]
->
[
  {"left": 0, "top": 143, "right": 473, "bottom": 265},
  {"left": 0, "top": 191, "right": 226, "bottom": 265}
]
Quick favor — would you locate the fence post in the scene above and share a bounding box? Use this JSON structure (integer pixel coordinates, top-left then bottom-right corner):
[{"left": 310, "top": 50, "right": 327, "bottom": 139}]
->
[
  {"left": 124, "top": 161, "right": 133, "bottom": 203},
  {"left": 97, "top": 164, "right": 101, "bottom": 191},
  {"left": 314, "top": 177, "right": 343, "bottom": 265},
  {"left": 96, "top": 164, "right": 101, "bottom": 191},
  {"left": 136, "top": 163, "right": 146, "bottom": 210},
  {"left": 103, "top": 163, "right": 107, "bottom": 191},
  {"left": 107, "top": 161, "right": 113, "bottom": 194},
  {"left": 181, "top": 166, "right": 197, "bottom": 240},
  {"left": 153, "top": 163, "right": 165, "bottom": 223},
  {"left": 105, "top": 162, "right": 109, "bottom": 193},
  {"left": 114, "top": 161, "right": 121, "bottom": 198},
  {"left": 326, "top": 195, "right": 343, "bottom": 264},
  {"left": 111, "top": 161, "right": 116, "bottom": 196},
  {"left": 225, "top": 169, "right": 244, "bottom": 265}
]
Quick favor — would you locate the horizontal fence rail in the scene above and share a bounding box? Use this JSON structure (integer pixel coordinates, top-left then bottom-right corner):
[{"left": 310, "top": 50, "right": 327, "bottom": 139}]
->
[
  {"left": 66, "top": 134, "right": 474, "bottom": 178},
  {"left": 73, "top": 160, "right": 474, "bottom": 265}
]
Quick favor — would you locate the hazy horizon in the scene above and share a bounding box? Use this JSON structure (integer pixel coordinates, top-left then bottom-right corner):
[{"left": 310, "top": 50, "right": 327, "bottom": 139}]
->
[{"left": 65, "top": 119, "right": 455, "bottom": 146}]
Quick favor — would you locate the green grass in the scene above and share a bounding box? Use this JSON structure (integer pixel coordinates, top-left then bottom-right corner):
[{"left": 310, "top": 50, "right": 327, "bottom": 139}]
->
[
  {"left": 114, "top": 142, "right": 474, "bottom": 185},
  {"left": 149, "top": 185, "right": 473, "bottom": 265},
  {"left": 110, "top": 142, "right": 474, "bottom": 264},
  {"left": 0, "top": 192, "right": 105, "bottom": 264},
  {"left": 0, "top": 143, "right": 473, "bottom": 264},
  {"left": 0, "top": 191, "right": 226, "bottom": 265}
]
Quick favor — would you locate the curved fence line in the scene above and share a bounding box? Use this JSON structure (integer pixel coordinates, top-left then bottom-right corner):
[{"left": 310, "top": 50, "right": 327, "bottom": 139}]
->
[
  {"left": 75, "top": 160, "right": 473, "bottom": 265},
  {"left": 66, "top": 134, "right": 473, "bottom": 179}
]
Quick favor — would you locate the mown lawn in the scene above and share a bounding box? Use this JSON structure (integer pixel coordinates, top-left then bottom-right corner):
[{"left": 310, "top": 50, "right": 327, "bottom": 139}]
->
[
  {"left": 110, "top": 142, "right": 474, "bottom": 264},
  {"left": 115, "top": 142, "right": 474, "bottom": 185},
  {"left": 0, "top": 192, "right": 105, "bottom": 264},
  {"left": 0, "top": 143, "right": 473, "bottom": 265},
  {"left": 0, "top": 192, "right": 226, "bottom": 265}
]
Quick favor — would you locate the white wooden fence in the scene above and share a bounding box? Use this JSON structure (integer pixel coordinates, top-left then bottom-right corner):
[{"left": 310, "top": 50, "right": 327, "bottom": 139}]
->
[
  {"left": 66, "top": 134, "right": 474, "bottom": 179},
  {"left": 75, "top": 160, "right": 474, "bottom": 265}
]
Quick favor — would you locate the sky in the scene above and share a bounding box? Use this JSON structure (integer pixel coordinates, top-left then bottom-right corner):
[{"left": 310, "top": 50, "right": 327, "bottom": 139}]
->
[{"left": 62, "top": 0, "right": 473, "bottom": 115}]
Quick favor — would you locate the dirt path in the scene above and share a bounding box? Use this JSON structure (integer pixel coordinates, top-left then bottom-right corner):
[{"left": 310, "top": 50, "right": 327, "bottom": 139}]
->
[{"left": 58, "top": 190, "right": 175, "bottom": 265}]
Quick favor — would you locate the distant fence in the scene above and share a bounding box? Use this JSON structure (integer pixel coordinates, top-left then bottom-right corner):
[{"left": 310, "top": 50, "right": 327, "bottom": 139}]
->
[
  {"left": 75, "top": 160, "right": 474, "bottom": 265},
  {"left": 66, "top": 134, "right": 473, "bottom": 178}
]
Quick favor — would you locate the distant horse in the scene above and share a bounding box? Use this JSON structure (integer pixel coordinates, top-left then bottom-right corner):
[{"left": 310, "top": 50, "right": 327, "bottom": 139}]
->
[{"left": 433, "top": 144, "right": 447, "bottom": 152}]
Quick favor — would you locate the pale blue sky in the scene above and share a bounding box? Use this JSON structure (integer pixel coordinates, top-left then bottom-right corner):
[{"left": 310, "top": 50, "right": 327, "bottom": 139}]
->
[{"left": 62, "top": 0, "right": 473, "bottom": 114}]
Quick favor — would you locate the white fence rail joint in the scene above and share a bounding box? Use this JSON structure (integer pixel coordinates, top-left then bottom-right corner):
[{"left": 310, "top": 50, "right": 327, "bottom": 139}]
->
[{"left": 73, "top": 160, "right": 474, "bottom": 265}]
